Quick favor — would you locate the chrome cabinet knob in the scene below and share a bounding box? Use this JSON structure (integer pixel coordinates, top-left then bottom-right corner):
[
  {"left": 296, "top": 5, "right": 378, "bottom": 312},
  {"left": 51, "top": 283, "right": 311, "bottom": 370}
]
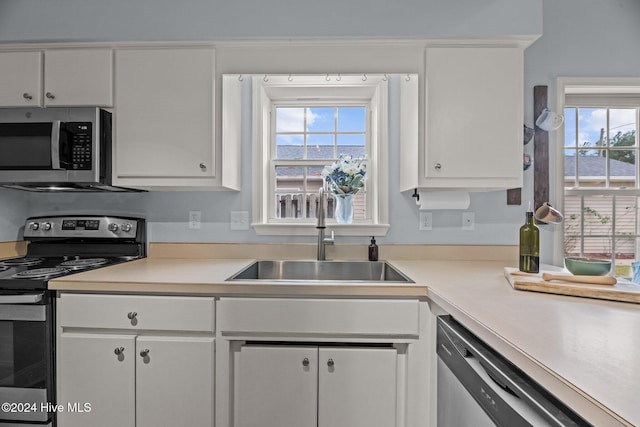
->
[
  {"left": 121, "top": 223, "right": 132, "bottom": 232},
  {"left": 327, "top": 358, "right": 335, "bottom": 367},
  {"left": 45, "top": 92, "right": 55, "bottom": 100},
  {"left": 114, "top": 347, "right": 125, "bottom": 355},
  {"left": 127, "top": 311, "right": 137, "bottom": 320},
  {"left": 435, "top": 163, "right": 442, "bottom": 171},
  {"left": 139, "top": 349, "right": 150, "bottom": 357},
  {"left": 108, "top": 223, "right": 119, "bottom": 232},
  {"left": 23, "top": 93, "right": 33, "bottom": 100},
  {"left": 199, "top": 163, "right": 207, "bottom": 171},
  {"left": 302, "top": 357, "right": 310, "bottom": 367}
]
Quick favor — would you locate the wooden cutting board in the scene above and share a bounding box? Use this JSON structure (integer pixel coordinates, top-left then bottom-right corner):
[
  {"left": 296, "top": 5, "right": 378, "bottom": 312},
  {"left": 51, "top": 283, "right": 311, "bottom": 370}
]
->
[{"left": 504, "top": 267, "right": 640, "bottom": 304}]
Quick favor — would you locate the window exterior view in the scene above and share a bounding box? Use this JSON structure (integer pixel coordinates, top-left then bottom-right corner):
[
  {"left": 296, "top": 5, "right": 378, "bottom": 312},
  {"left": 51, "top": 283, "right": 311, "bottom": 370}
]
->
[
  {"left": 274, "top": 106, "right": 368, "bottom": 221},
  {"left": 563, "top": 106, "right": 639, "bottom": 276}
]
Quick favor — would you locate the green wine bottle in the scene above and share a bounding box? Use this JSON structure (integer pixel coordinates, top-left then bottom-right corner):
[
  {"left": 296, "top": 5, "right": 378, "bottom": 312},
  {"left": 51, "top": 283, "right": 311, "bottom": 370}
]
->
[{"left": 519, "top": 206, "right": 540, "bottom": 273}]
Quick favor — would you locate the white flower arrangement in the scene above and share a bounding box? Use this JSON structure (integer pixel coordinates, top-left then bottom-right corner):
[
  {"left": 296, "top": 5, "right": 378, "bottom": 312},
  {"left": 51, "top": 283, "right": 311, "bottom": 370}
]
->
[{"left": 322, "top": 154, "right": 366, "bottom": 195}]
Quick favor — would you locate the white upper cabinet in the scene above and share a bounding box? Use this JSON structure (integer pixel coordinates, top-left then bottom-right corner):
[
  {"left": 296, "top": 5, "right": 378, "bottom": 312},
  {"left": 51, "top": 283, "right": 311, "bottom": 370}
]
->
[
  {"left": 43, "top": 49, "right": 113, "bottom": 107},
  {"left": 0, "top": 51, "right": 42, "bottom": 107},
  {"left": 113, "top": 47, "right": 239, "bottom": 190},
  {"left": 0, "top": 49, "right": 113, "bottom": 107},
  {"left": 400, "top": 46, "right": 524, "bottom": 191}
]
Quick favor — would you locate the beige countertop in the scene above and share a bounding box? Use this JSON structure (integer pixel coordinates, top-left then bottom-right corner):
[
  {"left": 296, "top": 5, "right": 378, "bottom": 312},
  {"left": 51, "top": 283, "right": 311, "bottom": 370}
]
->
[{"left": 49, "top": 257, "right": 639, "bottom": 426}]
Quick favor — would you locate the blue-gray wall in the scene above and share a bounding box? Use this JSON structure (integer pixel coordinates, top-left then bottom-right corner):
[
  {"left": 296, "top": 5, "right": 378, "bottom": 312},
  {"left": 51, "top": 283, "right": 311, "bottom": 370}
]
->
[{"left": 1, "top": 0, "right": 639, "bottom": 265}]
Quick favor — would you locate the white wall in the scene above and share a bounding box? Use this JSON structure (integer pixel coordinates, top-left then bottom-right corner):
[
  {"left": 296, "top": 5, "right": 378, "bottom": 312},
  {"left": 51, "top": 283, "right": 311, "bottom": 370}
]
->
[
  {"left": 2, "top": 0, "right": 640, "bottom": 265},
  {"left": 0, "top": 0, "right": 541, "bottom": 41}
]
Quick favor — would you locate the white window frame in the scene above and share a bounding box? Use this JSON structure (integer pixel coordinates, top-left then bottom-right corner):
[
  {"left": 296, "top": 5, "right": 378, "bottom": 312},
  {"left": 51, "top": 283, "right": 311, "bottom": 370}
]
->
[
  {"left": 251, "top": 74, "right": 390, "bottom": 236},
  {"left": 555, "top": 77, "right": 640, "bottom": 268}
]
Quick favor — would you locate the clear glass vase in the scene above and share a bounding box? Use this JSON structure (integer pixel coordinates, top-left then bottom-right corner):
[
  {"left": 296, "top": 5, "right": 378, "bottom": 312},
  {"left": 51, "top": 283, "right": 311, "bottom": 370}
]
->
[{"left": 334, "top": 194, "right": 355, "bottom": 224}]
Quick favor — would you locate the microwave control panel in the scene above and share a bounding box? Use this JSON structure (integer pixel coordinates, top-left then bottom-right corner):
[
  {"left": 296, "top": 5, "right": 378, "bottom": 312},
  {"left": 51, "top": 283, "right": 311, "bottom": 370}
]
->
[{"left": 66, "top": 122, "right": 92, "bottom": 170}]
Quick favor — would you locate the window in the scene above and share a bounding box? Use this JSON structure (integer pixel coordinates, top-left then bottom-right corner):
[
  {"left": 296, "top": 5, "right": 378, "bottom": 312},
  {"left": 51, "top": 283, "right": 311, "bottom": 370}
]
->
[
  {"left": 251, "top": 74, "right": 390, "bottom": 236},
  {"left": 560, "top": 78, "right": 640, "bottom": 276},
  {"left": 274, "top": 106, "right": 368, "bottom": 221}
]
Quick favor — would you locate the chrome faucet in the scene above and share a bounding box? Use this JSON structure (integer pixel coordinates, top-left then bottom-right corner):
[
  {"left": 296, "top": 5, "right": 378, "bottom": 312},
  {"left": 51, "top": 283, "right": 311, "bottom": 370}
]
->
[{"left": 317, "top": 187, "right": 334, "bottom": 260}]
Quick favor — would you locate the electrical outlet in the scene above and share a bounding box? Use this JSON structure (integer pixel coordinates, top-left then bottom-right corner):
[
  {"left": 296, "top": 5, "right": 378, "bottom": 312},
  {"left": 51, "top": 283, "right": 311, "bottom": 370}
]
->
[
  {"left": 462, "top": 212, "right": 475, "bottom": 230},
  {"left": 230, "top": 211, "right": 249, "bottom": 230},
  {"left": 188, "top": 211, "right": 201, "bottom": 229},
  {"left": 419, "top": 212, "right": 433, "bottom": 231}
]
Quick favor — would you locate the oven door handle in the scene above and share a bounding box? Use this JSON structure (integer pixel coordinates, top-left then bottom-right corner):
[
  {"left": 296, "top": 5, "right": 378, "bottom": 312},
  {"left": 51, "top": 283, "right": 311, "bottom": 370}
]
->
[
  {"left": 51, "top": 120, "right": 61, "bottom": 170},
  {"left": 0, "top": 294, "right": 43, "bottom": 304}
]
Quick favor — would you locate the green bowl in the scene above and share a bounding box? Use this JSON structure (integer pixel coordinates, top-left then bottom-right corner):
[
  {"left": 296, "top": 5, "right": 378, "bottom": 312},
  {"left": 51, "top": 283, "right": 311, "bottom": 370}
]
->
[{"left": 564, "top": 257, "right": 612, "bottom": 276}]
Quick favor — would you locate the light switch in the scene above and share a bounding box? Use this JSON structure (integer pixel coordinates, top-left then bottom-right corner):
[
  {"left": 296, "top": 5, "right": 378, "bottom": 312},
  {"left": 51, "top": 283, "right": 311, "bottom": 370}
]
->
[{"left": 230, "top": 211, "right": 249, "bottom": 230}]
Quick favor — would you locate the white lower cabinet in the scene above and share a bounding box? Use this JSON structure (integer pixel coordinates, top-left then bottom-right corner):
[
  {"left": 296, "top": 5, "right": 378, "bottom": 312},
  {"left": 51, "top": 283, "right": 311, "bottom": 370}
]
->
[
  {"left": 234, "top": 344, "right": 397, "bottom": 427},
  {"left": 58, "top": 333, "right": 135, "bottom": 427},
  {"left": 57, "top": 294, "right": 216, "bottom": 427}
]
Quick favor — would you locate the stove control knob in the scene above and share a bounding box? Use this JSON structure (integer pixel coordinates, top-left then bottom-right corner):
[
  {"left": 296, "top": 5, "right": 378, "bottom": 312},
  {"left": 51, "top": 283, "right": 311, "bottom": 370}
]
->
[
  {"left": 121, "top": 223, "right": 132, "bottom": 233},
  {"left": 42, "top": 222, "right": 52, "bottom": 231},
  {"left": 108, "top": 223, "right": 119, "bottom": 232},
  {"left": 29, "top": 222, "right": 39, "bottom": 231}
]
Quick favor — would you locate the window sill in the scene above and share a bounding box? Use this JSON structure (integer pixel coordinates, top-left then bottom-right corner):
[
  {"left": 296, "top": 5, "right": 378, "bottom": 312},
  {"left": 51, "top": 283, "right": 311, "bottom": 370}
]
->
[{"left": 253, "top": 223, "right": 390, "bottom": 237}]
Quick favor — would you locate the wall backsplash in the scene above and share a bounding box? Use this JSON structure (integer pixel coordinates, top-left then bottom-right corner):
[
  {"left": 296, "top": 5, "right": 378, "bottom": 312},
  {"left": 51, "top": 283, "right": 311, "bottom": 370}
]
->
[{"left": 2, "top": 0, "right": 640, "bottom": 267}]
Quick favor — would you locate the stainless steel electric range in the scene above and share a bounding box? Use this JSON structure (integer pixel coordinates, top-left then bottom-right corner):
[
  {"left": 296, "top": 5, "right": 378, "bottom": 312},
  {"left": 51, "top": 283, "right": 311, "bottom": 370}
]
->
[{"left": 0, "top": 215, "right": 146, "bottom": 427}]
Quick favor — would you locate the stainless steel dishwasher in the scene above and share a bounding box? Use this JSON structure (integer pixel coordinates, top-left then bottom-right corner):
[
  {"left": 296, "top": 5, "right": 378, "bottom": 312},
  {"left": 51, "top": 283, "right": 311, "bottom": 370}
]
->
[{"left": 436, "top": 315, "right": 592, "bottom": 427}]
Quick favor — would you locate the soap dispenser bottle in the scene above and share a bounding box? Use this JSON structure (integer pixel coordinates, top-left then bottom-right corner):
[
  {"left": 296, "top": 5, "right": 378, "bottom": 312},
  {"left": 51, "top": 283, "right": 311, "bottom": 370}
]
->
[
  {"left": 368, "top": 236, "right": 379, "bottom": 261},
  {"left": 519, "top": 203, "right": 540, "bottom": 273}
]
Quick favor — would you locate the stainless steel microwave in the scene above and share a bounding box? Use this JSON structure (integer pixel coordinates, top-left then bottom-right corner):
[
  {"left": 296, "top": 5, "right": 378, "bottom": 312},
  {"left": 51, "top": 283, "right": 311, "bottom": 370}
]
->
[{"left": 0, "top": 107, "right": 140, "bottom": 192}]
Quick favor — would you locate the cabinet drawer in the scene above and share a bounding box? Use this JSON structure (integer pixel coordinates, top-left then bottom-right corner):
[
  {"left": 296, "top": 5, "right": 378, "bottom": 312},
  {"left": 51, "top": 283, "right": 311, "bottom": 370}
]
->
[
  {"left": 218, "top": 298, "right": 419, "bottom": 336},
  {"left": 59, "top": 293, "right": 215, "bottom": 332}
]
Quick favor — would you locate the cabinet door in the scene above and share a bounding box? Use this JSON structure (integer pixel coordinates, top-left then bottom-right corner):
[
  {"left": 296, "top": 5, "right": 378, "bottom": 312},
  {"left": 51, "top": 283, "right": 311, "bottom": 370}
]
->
[
  {"left": 318, "top": 347, "right": 397, "bottom": 427},
  {"left": 0, "top": 51, "right": 42, "bottom": 107},
  {"left": 57, "top": 333, "right": 135, "bottom": 427},
  {"left": 136, "top": 336, "right": 215, "bottom": 427},
  {"left": 44, "top": 49, "right": 113, "bottom": 107},
  {"left": 424, "top": 47, "right": 522, "bottom": 188},
  {"left": 234, "top": 345, "right": 318, "bottom": 427},
  {"left": 114, "top": 48, "right": 215, "bottom": 183}
]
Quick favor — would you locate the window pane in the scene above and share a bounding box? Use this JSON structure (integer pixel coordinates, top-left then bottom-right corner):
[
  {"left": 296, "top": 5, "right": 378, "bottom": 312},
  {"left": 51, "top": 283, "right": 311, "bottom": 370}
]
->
[
  {"left": 609, "top": 109, "right": 636, "bottom": 146},
  {"left": 273, "top": 103, "right": 370, "bottom": 222},
  {"left": 276, "top": 135, "right": 304, "bottom": 159},
  {"left": 275, "top": 166, "right": 304, "bottom": 191},
  {"left": 337, "top": 107, "right": 365, "bottom": 132},
  {"left": 563, "top": 195, "right": 582, "bottom": 256},
  {"left": 307, "top": 166, "right": 324, "bottom": 192},
  {"left": 276, "top": 108, "right": 305, "bottom": 132},
  {"left": 576, "top": 150, "right": 607, "bottom": 188},
  {"left": 337, "top": 134, "right": 366, "bottom": 158},
  {"left": 582, "top": 195, "right": 613, "bottom": 236},
  {"left": 581, "top": 237, "right": 612, "bottom": 260},
  {"left": 275, "top": 193, "right": 305, "bottom": 219},
  {"left": 353, "top": 190, "right": 366, "bottom": 220},
  {"left": 307, "top": 134, "right": 334, "bottom": 159},
  {"left": 578, "top": 108, "right": 606, "bottom": 148},
  {"left": 609, "top": 150, "right": 636, "bottom": 187},
  {"left": 614, "top": 196, "right": 637, "bottom": 236},
  {"left": 307, "top": 108, "right": 334, "bottom": 132}
]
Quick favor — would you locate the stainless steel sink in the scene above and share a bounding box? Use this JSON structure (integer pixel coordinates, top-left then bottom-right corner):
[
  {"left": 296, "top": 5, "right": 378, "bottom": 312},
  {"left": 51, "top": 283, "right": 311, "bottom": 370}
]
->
[{"left": 227, "top": 260, "right": 413, "bottom": 283}]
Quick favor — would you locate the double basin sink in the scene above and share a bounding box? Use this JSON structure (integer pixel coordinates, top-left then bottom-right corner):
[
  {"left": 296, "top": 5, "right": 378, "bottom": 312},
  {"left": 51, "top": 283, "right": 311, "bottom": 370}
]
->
[{"left": 227, "top": 260, "right": 413, "bottom": 283}]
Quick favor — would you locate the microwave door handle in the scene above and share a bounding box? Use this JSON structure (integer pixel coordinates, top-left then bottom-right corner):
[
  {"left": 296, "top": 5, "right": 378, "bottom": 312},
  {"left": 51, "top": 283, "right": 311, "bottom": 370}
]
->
[{"left": 51, "top": 120, "right": 61, "bottom": 169}]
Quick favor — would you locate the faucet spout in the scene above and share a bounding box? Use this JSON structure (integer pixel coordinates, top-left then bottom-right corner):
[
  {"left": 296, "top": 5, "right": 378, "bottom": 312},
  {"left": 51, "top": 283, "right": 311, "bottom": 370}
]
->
[{"left": 317, "top": 188, "right": 334, "bottom": 260}]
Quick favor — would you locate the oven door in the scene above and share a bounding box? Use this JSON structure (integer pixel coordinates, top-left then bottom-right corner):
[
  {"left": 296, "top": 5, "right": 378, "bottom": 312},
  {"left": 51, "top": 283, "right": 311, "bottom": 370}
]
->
[{"left": 0, "top": 292, "right": 54, "bottom": 425}]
